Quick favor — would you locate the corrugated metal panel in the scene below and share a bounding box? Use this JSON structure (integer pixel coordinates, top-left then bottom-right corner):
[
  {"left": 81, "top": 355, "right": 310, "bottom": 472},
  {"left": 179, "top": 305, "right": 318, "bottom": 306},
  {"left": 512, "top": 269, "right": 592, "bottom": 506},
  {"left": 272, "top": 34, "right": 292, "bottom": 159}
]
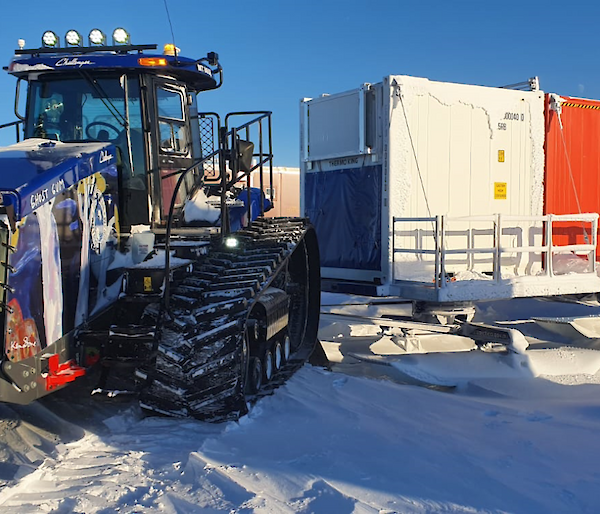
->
[{"left": 544, "top": 94, "right": 600, "bottom": 255}]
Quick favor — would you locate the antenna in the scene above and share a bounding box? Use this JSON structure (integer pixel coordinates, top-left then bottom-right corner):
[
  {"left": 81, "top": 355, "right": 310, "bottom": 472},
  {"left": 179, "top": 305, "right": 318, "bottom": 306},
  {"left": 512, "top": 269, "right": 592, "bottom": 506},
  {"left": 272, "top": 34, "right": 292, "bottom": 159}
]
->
[{"left": 163, "top": 0, "right": 178, "bottom": 60}]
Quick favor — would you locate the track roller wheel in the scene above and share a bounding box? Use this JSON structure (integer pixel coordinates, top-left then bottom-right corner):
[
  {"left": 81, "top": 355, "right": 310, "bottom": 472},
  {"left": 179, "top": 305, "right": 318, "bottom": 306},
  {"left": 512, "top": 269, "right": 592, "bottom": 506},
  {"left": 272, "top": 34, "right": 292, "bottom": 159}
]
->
[
  {"left": 262, "top": 348, "right": 274, "bottom": 382},
  {"left": 282, "top": 334, "right": 291, "bottom": 364},
  {"left": 246, "top": 356, "right": 262, "bottom": 394},
  {"left": 273, "top": 340, "right": 283, "bottom": 372}
]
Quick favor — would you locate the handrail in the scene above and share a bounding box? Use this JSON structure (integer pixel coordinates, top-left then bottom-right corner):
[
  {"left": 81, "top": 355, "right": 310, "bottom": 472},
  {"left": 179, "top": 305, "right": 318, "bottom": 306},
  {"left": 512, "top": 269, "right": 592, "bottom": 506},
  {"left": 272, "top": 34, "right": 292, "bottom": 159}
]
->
[
  {"left": 392, "top": 213, "right": 599, "bottom": 289},
  {"left": 162, "top": 149, "right": 219, "bottom": 309},
  {"left": 161, "top": 111, "right": 274, "bottom": 309},
  {"left": 224, "top": 111, "right": 272, "bottom": 132},
  {"left": 224, "top": 113, "right": 273, "bottom": 186},
  {"left": 0, "top": 120, "right": 22, "bottom": 142},
  {"left": 223, "top": 112, "right": 273, "bottom": 225}
]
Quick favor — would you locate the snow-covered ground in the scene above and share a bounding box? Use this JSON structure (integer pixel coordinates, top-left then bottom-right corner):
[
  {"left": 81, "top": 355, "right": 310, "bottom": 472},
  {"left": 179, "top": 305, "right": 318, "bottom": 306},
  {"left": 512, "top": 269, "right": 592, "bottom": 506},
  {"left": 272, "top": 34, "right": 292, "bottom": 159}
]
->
[{"left": 2, "top": 294, "right": 600, "bottom": 513}]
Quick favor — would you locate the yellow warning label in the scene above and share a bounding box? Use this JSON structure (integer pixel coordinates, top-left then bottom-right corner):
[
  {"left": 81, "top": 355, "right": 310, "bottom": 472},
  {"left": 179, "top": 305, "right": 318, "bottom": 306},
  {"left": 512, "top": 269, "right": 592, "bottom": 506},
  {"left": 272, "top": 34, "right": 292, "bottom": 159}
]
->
[
  {"left": 498, "top": 150, "right": 505, "bottom": 163},
  {"left": 494, "top": 182, "right": 507, "bottom": 200},
  {"left": 144, "top": 276, "right": 153, "bottom": 292}
]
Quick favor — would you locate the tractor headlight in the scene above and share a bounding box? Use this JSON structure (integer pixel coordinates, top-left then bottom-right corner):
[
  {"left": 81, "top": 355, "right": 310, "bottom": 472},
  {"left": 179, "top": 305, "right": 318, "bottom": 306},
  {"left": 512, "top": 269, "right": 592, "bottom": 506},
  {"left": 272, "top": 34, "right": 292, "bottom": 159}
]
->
[
  {"left": 42, "top": 30, "right": 59, "bottom": 48},
  {"left": 89, "top": 28, "right": 106, "bottom": 46},
  {"left": 112, "top": 27, "right": 130, "bottom": 45},
  {"left": 65, "top": 30, "right": 82, "bottom": 47},
  {"left": 225, "top": 237, "right": 239, "bottom": 249}
]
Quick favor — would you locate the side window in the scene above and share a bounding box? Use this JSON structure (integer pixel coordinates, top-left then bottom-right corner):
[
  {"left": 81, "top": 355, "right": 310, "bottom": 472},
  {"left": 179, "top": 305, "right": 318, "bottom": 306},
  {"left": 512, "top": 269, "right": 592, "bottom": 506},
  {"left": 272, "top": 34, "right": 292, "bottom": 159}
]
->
[
  {"left": 154, "top": 83, "right": 194, "bottom": 221},
  {"left": 156, "top": 87, "right": 188, "bottom": 154}
]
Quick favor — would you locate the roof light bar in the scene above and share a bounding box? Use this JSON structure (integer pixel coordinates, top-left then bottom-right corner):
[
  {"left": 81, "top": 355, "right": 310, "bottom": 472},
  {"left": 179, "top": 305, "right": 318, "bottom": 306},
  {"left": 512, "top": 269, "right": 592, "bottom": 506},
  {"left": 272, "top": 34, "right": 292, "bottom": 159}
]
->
[
  {"left": 88, "top": 28, "right": 106, "bottom": 46},
  {"left": 42, "top": 30, "right": 59, "bottom": 48}
]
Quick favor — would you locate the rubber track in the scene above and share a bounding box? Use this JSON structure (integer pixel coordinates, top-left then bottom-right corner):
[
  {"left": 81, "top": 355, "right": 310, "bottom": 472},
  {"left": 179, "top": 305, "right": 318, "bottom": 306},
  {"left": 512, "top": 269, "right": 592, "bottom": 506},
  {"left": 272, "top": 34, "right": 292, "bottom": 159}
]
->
[{"left": 138, "top": 217, "right": 316, "bottom": 422}]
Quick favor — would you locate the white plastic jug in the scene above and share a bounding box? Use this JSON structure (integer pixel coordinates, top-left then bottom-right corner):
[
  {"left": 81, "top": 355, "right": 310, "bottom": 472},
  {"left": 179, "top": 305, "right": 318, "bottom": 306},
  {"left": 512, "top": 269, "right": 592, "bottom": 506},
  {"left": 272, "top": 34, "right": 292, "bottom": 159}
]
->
[{"left": 131, "top": 228, "right": 155, "bottom": 264}]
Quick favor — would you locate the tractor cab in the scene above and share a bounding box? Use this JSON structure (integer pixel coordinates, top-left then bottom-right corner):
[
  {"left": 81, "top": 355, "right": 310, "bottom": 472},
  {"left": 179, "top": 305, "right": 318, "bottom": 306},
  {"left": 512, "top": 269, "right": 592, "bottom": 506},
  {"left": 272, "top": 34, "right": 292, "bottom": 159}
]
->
[{"left": 5, "top": 29, "right": 267, "bottom": 235}]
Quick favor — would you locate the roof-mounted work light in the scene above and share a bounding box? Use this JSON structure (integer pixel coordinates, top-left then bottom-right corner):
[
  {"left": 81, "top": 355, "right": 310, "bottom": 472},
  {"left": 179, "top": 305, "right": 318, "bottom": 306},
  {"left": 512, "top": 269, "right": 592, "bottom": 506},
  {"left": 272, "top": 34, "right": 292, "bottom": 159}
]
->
[
  {"left": 206, "top": 52, "right": 219, "bottom": 67},
  {"left": 112, "top": 27, "right": 130, "bottom": 45},
  {"left": 65, "top": 30, "right": 83, "bottom": 47},
  {"left": 42, "top": 30, "right": 59, "bottom": 48},
  {"left": 88, "top": 28, "right": 106, "bottom": 46}
]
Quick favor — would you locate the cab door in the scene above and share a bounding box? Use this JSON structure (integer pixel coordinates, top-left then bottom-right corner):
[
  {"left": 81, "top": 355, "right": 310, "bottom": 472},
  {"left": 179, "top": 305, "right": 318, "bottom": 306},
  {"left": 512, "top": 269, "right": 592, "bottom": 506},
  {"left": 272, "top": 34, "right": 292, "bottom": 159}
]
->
[{"left": 148, "top": 79, "right": 195, "bottom": 226}]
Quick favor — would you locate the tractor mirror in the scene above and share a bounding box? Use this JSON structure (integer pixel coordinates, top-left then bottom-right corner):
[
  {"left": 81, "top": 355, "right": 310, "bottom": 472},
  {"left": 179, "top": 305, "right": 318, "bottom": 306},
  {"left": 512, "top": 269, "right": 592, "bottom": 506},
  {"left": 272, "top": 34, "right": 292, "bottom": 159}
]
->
[
  {"left": 14, "top": 78, "right": 26, "bottom": 121},
  {"left": 238, "top": 139, "right": 254, "bottom": 173}
]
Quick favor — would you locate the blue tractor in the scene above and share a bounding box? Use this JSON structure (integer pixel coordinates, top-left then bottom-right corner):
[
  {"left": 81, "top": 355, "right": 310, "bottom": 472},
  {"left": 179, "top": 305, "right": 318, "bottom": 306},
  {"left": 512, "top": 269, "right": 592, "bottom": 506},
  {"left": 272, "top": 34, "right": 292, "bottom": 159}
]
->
[{"left": 0, "top": 29, "right": 321, "bottom": 420}]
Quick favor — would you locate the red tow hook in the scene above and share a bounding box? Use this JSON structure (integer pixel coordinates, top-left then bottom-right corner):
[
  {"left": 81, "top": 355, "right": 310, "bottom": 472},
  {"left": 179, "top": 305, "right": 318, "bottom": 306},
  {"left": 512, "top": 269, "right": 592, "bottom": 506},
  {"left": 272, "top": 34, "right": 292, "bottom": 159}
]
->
[{"left": 45, "top": 354, "right": 86, "bottom": 391}]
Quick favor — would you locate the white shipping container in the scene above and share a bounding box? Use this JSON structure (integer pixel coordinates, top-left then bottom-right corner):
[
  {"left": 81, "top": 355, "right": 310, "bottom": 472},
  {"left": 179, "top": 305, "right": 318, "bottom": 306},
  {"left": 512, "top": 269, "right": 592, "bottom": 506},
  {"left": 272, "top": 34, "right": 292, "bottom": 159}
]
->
[{"left": 301, "top": 76, "right": 600, "bottom": 302}]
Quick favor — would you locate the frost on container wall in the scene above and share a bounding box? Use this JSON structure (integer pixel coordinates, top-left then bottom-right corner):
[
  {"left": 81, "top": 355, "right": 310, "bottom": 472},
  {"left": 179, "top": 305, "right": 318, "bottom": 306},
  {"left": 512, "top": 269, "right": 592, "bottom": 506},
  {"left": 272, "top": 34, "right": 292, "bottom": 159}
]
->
[
  {"left": 387, "top": 76, "right": 546, "bottom": 278},
  {"left": 545, "top": 94, "right": 600, "bottom": 258}
]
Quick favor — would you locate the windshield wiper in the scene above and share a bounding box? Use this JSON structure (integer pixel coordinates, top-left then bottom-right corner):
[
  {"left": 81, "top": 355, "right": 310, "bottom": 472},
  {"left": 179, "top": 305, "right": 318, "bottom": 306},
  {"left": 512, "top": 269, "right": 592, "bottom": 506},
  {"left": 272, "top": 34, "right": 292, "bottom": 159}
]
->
[{"left": 78, "top": 70, "right": 128, "bottom": 129}]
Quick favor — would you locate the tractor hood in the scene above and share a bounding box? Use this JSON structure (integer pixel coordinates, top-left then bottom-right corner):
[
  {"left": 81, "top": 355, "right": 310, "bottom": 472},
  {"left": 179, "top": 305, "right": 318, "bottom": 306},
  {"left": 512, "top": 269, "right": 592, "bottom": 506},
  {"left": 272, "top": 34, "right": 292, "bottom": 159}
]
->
[{"left": 0, "top": 139, "right": 117, "bottom": 221}]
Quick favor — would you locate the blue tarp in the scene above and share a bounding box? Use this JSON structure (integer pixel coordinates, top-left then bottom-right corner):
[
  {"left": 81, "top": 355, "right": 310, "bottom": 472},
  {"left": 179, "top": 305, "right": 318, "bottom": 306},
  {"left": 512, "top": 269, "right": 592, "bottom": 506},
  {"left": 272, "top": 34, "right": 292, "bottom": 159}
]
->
[{"left": 305, "top": 165, "right": 382, "bottom": 271}]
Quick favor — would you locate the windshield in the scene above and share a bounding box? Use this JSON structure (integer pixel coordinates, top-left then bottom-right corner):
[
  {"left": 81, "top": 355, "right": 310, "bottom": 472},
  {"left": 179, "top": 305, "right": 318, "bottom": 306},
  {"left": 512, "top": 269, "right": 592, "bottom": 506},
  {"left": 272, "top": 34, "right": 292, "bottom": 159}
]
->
[{"left": 24, "top": 75, "right": 145, "bottom": 176}]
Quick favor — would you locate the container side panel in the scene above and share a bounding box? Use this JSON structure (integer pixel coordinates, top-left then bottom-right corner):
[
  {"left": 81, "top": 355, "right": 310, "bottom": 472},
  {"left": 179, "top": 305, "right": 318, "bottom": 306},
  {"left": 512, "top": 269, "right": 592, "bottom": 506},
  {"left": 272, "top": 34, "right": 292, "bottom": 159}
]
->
[
  {"left": 545, "top": 94, "right": 600, "bottom": 256},
  {"left": 468, "top": 106, "right": 492, "bottom": 215},
  {"left": 425, "top": 94, "right": 451, "bottom": 215},
  {"left": 306, "top": 93, "right": 361, "bottom": 161},
  {"left": 304, "top": 165, "right": 382, "bottom": 271},
  {"left": 448, "top": 104, "right": 472, "bottom": 216},
  {"left": 512, "top": 103, "right": 528, "bottom": 215}
]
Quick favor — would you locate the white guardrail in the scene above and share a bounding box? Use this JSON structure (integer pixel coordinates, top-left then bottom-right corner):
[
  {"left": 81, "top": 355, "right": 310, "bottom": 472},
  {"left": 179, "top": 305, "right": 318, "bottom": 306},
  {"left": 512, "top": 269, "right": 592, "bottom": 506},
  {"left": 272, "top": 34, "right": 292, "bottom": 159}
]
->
[{"left": 392, "top": 213, "right": 599, "bottom": 290}]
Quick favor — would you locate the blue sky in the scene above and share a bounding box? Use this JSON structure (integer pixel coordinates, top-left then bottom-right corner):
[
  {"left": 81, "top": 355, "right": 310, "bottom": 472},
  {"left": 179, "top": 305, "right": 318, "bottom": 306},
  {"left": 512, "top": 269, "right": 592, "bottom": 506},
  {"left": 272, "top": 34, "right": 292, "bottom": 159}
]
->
[{"left": 0, "top": 0, "right": 598, "bottom": 166}]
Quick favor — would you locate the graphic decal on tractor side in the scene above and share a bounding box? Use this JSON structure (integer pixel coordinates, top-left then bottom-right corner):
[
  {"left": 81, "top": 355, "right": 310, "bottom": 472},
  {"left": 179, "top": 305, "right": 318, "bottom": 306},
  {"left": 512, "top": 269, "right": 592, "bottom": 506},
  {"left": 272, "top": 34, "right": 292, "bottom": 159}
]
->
[
  {"left": 6, "top": 298, "right": 41, "bottom": 361},
  {"left": 37, "top": 200, "right": 63, "bottom": 345},
  {"left": 76, "top": 171, "right": 119, "bottom": 324},
  {"left": 4, "top": 165, "right": 119, "bottom": 363}
]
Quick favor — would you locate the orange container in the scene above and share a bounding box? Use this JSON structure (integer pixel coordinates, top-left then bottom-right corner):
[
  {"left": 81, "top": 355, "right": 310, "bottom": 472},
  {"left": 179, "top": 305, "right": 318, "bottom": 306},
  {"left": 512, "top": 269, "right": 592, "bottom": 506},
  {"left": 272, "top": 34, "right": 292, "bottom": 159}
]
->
[{"left": 544, "top": 94, "right": 600, "bottom": 256}]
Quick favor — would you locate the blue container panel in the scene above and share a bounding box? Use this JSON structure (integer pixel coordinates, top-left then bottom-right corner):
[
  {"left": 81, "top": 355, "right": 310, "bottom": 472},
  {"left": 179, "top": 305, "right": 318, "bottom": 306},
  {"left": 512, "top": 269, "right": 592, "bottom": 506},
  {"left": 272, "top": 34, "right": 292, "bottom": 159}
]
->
[{"left": 305, "top": 165, "right": 382, "bottom": 271}]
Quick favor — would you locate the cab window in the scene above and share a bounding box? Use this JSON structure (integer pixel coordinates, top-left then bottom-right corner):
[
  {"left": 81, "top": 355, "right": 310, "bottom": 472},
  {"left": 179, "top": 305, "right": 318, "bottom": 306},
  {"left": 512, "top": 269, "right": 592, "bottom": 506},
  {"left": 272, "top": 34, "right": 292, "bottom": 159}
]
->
[
  {"left": 156, "top": 86, "right": 188, "bottom": 154},
  {"left": 25, "top": 75, "right": 145, "bottom": 176}
]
